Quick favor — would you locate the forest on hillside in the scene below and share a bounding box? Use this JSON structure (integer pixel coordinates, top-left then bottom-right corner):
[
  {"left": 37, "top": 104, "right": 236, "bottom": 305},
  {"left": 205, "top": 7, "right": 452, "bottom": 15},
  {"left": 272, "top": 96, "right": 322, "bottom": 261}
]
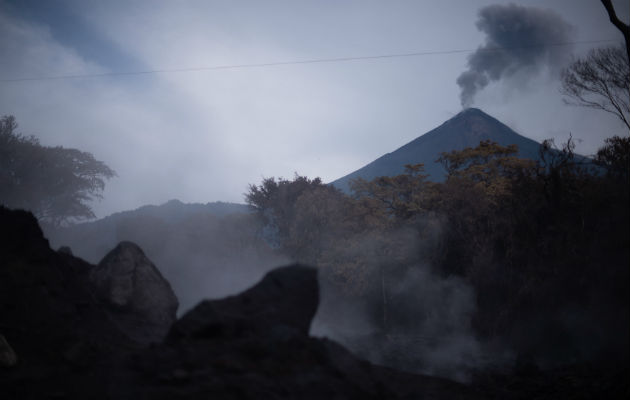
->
[
  {"left": 2, "top": 1, "right": 629, "bottom": 397},
  {"left": 2, "top": 3, "right": 629, "bottom": 377},
  {"left": 246, "top": 137, "right": 629, "bottom": 375},
  {"left": 1, "top": 126, "right": 629, "bottom": 400},
  {"left": 2, "top": 109, "right": 629, "bottom": 380}
]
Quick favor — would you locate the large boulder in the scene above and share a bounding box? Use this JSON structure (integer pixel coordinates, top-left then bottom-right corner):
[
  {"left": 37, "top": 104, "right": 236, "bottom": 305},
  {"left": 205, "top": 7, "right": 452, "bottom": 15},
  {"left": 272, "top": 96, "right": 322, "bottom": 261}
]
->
[
  {"left": 90, "top": 241, "right": 179, "bottom": 344},
  {"left": 124, "top": 264, "right": 483, "bottom": 400},
  {"left": 167, "top": 264, "right": 318, "bottom": 343},
  {"left": 0, "top": 207, "right": 482, "bottom": 399},
  {"left": 0, "top": 207, "right": 134, "bottom": 399},
  {"left": 0, "top": 207, "right": 51, "bottom": 260},
  {"left": 0, "top": 334, "right": 18, "bottom": 367}
]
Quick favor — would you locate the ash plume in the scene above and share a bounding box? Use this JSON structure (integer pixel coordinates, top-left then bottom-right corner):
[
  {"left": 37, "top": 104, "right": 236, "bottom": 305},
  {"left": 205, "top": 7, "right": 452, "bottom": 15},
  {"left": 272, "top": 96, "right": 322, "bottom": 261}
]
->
[{"left": 457, "top": 4, "right": 573, "bottom": 107}]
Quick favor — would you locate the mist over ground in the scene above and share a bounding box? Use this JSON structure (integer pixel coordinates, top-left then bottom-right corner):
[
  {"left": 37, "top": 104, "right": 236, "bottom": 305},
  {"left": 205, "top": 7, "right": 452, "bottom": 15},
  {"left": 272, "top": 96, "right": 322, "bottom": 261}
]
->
[
  {"left": 46, "top": 201, "right": 502, "bottom": 382},
  {"left": 46, "top": 202, "right": 289, "bottom": 314},
  {"left": 2, "top": 0, "right": 629, "bottom": 396}
]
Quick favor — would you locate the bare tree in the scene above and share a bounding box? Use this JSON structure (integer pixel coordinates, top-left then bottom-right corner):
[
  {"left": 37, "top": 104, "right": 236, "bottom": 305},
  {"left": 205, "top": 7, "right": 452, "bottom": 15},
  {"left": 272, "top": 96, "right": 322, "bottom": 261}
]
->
[
  {"left": 600, "top": 0, "right": 630, "bottom": 62},
  {"left": 561, "top": 45, "right": 630, "bottom": 131}
]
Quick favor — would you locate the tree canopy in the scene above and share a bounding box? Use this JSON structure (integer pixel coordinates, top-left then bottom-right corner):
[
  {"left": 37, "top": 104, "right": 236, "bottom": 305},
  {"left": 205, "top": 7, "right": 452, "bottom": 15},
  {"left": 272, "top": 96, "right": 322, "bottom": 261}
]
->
[
  {"left": 245, "top": 137, "right": 629, "bottom": 362},
  {"left": 0, "top": 115, "right": 116, "bottom": 226},
  {"left": 559, "top": 1, "right": 630, "bottom": 132},
  {"left": 561, "top": 45, "right": 630, "bottom": 131}
]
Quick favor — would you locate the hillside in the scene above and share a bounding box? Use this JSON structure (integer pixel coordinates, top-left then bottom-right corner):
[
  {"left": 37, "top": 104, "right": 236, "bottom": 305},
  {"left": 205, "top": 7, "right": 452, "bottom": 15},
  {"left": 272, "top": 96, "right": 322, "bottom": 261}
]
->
[
  {"left": 0, "top": 206, "right": 482, "bottom": 399},
  {"left": 111, "top": 199, "right": 250, "bottom": 223},
  {"left": 44, "top": 200, "right": 283, "bottom": 314},
  {"left": 4, "top": 206, "right": 626, "bottom": 399},
  {"left": 46, "top": 199, "right": 250, "bottom": 263},
  {"left": 331, "top": 108, "right": 546, "bottom": 191}
]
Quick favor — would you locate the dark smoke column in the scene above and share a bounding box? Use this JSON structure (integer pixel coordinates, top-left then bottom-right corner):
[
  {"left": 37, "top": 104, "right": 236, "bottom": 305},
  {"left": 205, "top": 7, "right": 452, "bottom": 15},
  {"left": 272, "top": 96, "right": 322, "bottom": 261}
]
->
[{"left": 457, "top": 4, "right": 573, "bottom": 108}]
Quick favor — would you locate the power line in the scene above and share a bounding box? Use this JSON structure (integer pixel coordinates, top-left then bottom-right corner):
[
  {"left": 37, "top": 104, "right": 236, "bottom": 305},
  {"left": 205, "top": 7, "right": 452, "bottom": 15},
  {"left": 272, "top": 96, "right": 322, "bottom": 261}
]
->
[{"left": 0, "top": 39, "right": 619, "bottom": 83}]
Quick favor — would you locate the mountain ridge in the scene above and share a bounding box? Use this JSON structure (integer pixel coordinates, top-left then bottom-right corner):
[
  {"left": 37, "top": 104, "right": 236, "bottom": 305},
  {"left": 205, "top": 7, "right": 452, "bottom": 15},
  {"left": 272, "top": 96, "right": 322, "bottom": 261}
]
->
[
  {"left": 331, "top": 108, "right": 546, "bottom": 192},
  {"left": 100, "top": 199, "right": 250, "bottom": 224}
]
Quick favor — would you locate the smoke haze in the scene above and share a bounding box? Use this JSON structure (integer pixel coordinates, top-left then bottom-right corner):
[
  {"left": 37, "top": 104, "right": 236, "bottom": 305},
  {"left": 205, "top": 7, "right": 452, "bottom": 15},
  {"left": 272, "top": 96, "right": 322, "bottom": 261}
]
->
[
  {"left": 309, "top": 224, "right": 509, "bottom": 382},
  {"left": 457, "top": 4, "right": 574, "bottom": 108},
  {"left": 45, "top": 203, "right": 289, "bottom": 314}
]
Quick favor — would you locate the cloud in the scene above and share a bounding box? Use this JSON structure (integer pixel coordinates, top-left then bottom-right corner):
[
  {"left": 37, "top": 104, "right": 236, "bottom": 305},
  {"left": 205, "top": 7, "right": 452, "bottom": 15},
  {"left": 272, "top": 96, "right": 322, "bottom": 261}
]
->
[
  {"left": 0, "top": 5, "right": 252, "bottom": 214},
  {"left": 457, "top": 4, "right": 573, "bottom": 108},
  {"left": 2, "top": 0, "right": 626, "bottom": 218},
  {"left": 2, "top": 1, "right": 419, "bottom": 217}
]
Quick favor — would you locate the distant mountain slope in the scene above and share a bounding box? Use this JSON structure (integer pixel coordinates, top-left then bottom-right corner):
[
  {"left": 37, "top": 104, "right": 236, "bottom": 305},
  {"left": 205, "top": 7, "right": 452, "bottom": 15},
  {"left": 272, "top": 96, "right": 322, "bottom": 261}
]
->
[
  {"left": 331, "top": 108, "right": 545, "bottom": 192},
  {"left": 45, "top": 199, "right": 251, "bottom": 262},
  {"left": 42, "top": 200, "right": 282, "bottom": 314},
  {"left": 105, "top": 199, "right": 251, "bottom": 224}
]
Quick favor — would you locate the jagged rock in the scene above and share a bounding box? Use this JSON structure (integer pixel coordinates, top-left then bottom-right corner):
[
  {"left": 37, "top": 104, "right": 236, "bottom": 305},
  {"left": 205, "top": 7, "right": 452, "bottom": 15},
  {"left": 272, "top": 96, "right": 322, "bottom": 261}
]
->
[
  {"left": 90, "top": 241, "right": 179, "bottom": 344},
  {"left": 58, "top": 246, "right": 73, "bottom": 255},
  {"left": 0, "top": 334, "right": 18, "bottom": 367},
  {"left": 0, "top": 207, "right": 51, "bottom": 259},
  {"left": 167, "top": 264, "right": 318, "bottom": 343},
  {"left": 0, "top": 207, "right": 133, "bottom": 399},
  {"left": 133, "top": 265, "right": 400, "bottom": 398},
  {"left": 124, "top": 264, "right": 484, "bottom": 400},
  {"left": 4, "top": 206, "right": 621, "bottom": 399}
]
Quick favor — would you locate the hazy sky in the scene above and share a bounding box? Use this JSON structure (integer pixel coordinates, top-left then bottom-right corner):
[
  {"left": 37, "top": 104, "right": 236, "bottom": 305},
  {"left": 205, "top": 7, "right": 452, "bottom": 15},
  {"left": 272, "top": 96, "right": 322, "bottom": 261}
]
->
[{"left": 1, "top": 0, "right": 628, "bottom": 217}]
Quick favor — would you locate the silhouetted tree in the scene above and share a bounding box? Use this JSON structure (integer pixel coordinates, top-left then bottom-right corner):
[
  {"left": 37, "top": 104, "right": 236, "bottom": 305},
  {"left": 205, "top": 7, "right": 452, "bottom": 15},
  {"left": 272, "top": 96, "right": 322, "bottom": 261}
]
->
[
  {"left": 561, "top": 45, "right": 630, "bottom": 131},
  {"left": 595, "top": 135, "right": 630, "bottom": 183},
  {"left": 600, "top": 0, "right": 630, "bottom": 61},
  {"left": 0, "top": 115, "right": 116, "bottom": 226},
  {"left": 350, "top": 163, "right": 430, "bottom": 221},
  {"left": 245, "top": 174, "right": 328, "bottom": 253}
]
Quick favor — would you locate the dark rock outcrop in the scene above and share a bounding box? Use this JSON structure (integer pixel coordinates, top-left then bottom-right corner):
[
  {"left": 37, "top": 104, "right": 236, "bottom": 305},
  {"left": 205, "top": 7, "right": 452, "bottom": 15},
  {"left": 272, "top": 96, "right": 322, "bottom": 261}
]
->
[
  {"left": 91, "top": 242, "right": 178, "bottom": 344},
  {"left": 0, "top": 334, "right": 18, "bottom": 367},
  {"left": 0, "top": 207, "right": 477, "bottom": 399},
  {"left": 2, "top": 206, "right": 624, "bottom": 399},
  {"left": 124, "top": 264, "right": 477, "bottom": 400},
  {"left": 57, "top": 245, "right": 73, "bottom": 255},
  {"left": 167, "top": 264, "right": 318, "bottom": 343},
  {"left": 0, "top": 207, "right": 135, "bottom": 399}
]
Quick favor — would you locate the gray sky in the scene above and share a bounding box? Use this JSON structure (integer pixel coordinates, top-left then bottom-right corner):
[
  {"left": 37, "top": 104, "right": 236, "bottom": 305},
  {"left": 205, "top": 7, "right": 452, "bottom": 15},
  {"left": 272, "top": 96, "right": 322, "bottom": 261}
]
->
[{"left": 1, "top": 0, "right": 628, "bottom": 217}]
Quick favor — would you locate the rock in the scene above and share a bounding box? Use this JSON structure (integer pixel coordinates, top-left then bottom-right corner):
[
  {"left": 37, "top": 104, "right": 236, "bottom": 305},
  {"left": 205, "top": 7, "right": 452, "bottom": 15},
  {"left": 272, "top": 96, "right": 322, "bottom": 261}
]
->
[
  {"left": 58, "top": 246, "right": 73, "bottom": 255},
  {"left": 0, "top": 334, "right": 18, "bottom": 367},
  {"left": 90, "top": 241, "right": 179, "bottom": 344},
  {"left": 8, "top": 206, "right": 616, "bottom": 399},
  {"left": 126, "top": 264, "right": 484, "bottom": 400},
  {"left": 167, "top": 264, "right": 318, "bottom": 343},
  {"left": 0, "top": 206, "right": 50, "bottom": 260},
  {"left": 0, "top": 207, "right": 136, "bottom": 399}
]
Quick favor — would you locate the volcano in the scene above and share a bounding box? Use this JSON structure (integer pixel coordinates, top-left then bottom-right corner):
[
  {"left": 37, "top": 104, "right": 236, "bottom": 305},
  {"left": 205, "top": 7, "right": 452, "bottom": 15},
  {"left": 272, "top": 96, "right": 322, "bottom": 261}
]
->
[{"left": 331, "top": 108, "right": 545, "bottom": 191}]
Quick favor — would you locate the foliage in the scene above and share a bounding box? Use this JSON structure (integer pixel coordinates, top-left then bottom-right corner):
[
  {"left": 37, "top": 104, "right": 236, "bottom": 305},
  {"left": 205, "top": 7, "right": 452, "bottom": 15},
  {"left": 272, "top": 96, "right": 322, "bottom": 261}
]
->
[
  {"left": 245, "top": 174, "right": 339, "bottom": 258},
  {"left": 561, "top": 45, "right": 630, "bottom": 131},
  {"left": 595, "top": 135, "right": 630, "bottom": 183},
  {"left": 438, "top": 140, "right": 535, "bottom": 201},
  {"left": 350, "top": 163, "right": 431, "bottom": 221},
  {"left": 247, "top": 137, "right": 629, "bottom": 362},
  {"left": 0, "top": 115, "right": 116, "bottom": 226},
  {"left": 285, "top": 185, "right": 351, "bottom": 263}
]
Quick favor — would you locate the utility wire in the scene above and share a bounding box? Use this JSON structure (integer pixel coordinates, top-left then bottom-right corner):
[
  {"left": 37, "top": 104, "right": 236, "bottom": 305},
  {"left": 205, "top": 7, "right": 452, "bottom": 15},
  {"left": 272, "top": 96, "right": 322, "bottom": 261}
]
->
[{"left": 0, "top": 39, "right": 619, "bottom": 83}]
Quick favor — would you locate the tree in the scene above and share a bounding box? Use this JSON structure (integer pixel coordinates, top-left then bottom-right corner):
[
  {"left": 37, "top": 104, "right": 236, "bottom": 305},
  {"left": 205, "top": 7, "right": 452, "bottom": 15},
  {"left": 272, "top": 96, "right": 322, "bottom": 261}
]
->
[
  {"left": 600, "top": 0, "right": 630, "bottom": 62},
  {"left": 0, "top": 115, "right": 116, "bottom": 226},
  {"left": 595, "top": 135, "right": 630, "bottom": 183},
  {"left": 561, "top": 45, "right": 630, "bottom": 131},
  {"left": 286, "top": 185, "right": 350, "bottom": 264},
  {"left": 350, "top": 163, "right": 430, "bottom": 221},
  {"left": 437, "top": 140, "right": 535, "bottom": 197},
  {"left": 245, "top": 174, "right": 328, "bottom": 252}
]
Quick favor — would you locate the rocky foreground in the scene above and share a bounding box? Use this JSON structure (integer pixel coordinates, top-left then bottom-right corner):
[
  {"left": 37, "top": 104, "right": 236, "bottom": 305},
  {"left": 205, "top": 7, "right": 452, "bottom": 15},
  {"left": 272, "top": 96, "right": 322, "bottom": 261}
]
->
[{"left": 0, "top": 207, "right": 627, "bottom": 399}]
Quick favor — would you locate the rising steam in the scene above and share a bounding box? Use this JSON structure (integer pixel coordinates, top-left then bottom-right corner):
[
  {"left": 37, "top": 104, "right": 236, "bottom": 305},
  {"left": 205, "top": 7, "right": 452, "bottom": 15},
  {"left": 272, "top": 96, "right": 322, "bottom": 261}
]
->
[{"left": 457, "top": 4, "right": 573, "bottom": 108}]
